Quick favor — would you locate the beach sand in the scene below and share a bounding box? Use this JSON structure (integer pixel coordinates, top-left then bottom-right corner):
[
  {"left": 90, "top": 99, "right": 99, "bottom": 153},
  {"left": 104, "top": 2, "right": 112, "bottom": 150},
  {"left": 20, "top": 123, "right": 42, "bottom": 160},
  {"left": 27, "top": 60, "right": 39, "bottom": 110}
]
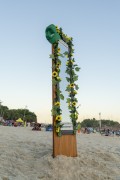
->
[{"left": 0, "top": 126, "right": 120, "bottom": 180}]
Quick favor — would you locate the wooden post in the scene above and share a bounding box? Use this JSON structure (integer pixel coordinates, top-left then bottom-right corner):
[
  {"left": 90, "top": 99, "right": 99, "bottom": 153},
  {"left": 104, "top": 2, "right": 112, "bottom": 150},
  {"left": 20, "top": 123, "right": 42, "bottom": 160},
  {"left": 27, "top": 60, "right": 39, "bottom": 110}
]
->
[{"left": 52, "top": 45, "right": 77, "bottom": 158}]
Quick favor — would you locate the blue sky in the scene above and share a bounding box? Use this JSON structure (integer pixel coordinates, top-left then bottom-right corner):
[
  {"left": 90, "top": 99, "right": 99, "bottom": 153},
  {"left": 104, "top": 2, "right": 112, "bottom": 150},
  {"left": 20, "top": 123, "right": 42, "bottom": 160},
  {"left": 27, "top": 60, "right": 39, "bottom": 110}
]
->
[{"left": 0, "top": 0, "right": 120, "bottom": 123}]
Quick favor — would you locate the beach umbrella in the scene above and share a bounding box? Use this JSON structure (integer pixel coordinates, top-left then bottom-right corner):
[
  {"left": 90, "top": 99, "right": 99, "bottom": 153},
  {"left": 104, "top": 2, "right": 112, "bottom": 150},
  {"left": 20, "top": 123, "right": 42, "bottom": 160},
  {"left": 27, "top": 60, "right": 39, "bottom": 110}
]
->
[{"left": 16, "top": 118, "right": 24, "bottom": 123}]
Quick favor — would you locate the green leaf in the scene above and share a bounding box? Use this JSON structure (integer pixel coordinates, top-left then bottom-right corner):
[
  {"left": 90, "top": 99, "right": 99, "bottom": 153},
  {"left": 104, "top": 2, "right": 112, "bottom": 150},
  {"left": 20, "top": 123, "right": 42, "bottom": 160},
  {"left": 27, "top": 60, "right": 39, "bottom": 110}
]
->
[
  {"left": 56, "top": 122, "right": 61, "bottom": 127},
  {"left": 68, "top": 106, "right": 72, "bottom": 110},
  {"left": 72, "top": 98, "right": 78, "bottom": 103},
  {"left": 51, "top": 109, "right": 57, "bottom": 116},
  {"left": 52, "top": 64, "right": 56, "bottom": 69},
  {"left": 58, "top": 131, "right": 62, "bottom": 137},
  {"left": 59, "top": 53, "right": 64, "bottom": 58},
  {"left": 66, "top": 77, "right": 70, "bottom": 82},
  {"left": 63, "top": 51, "right": 68, "bottom": 55},
  {"left": 72, "top": 70, "right": 75, "bottom": 75},
  {"left": 60, "top": 123, "right": 64, "bottom": 127},
  {"left": 66, "top": 98, "right": 71, "bottom": 103},
  {"left": 71, "top": 107, "right": 75, "bottom": 111},
  {"left": 56, "top": 89, "right": 61, "bottom": 96},
  {"left": 49, "top": 54, "right": 55, "bottom": 59},
  {"left": 73, "top": 75, "right": 78, "bottom": 81},
  {"left": 52, "top": 79, "right": 58, "bottom": 85},
  {"left": 59, "top": 94, "right": 64, "bottom": 100},
  {"left": 65, "top": 69, "right": 71, "bottom": 75},
  {"left": 65, "top": 86, "right": 71, "bottom": 92},
  {"left": 75, "top": 84, "right": 79, "bottom": 90},
  {"left": 75, "top": 67, "right": 80, "bottom": 71},
  {"left": 71, "top": 49, "right": 74, "bottom": 53},
  {"left": 57, "top": 59, "right": 61, "bottom": 64},
  {"left": 73, "top": 129, "right": 76, "bottom": 134},
  {"left": 70, "top": 113, "right": 75, "bottom": 118},
  {"left": 73, "top": 64, "right": 78, "bottom": 67}
]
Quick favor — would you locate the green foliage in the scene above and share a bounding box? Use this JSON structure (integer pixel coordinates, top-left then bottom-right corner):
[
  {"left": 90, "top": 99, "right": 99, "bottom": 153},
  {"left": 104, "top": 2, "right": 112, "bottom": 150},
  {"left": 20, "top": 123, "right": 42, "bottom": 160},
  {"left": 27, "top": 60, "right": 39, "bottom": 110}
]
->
[
  {"left": 74, "top": 84, "right": 79, "bottom": 90},
  {"left": 66, "top": 77, "right": 70, "bottom": 82},
  {"left": 81, "top": 118, "right": 120, "bottom": 128},
  {"left": 49, "top": 54, "right": 55, "bottom": 59},
  {"left": 81, "top": 118, "right": 99, "bottom": 127},
  {"left": 66, "top": 98, "right": 71, "bottom": 103},
  {"left": 51, "top": 106, "right": 61, "bottom": 116},
  {"left": 100, "top": 119, "right": 119, "bottom": 127},
  {"left": 59, "top": 94, "right": 64, "bottom": 100},
  {"left": 75, "top": 67, "right": 80, "bottom": 71},
  {"left": 52, "top": 79, "right": 58, "bottom": 85},
  {"left": 73, "top": 75, "right": 78, "bottom": 81},
  {"left": 77, "top": 122, "right": 81, "bottom": 130},
  {"left": 1, "top": 105, "right": 37, "bottom": 122},
  {"left": 50, "top": 25, "right": 80, "bottom": 136},
  {"left": 63, "top": 51, "right": 68, "bottom": 56}
]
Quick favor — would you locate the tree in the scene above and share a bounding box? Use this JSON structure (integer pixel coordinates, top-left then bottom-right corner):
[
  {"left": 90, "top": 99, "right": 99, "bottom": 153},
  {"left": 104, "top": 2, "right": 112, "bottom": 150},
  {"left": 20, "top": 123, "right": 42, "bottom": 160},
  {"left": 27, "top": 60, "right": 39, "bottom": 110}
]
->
[
  {"left": 81, "top": 118, "right": 99, "bottom": 127},
  {"left": 81, "top": 118, "right": 120, "bottom": 128},
  {"left": 1, "top": 105, "right": 37, "bottom": 122}
]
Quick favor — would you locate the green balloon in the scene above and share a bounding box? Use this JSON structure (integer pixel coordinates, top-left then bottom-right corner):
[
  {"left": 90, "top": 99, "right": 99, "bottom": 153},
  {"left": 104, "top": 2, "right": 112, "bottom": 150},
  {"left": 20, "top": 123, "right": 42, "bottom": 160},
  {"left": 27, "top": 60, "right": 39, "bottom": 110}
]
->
[{"left": 45, "top": 24, "right": 61, "bottom": 44}]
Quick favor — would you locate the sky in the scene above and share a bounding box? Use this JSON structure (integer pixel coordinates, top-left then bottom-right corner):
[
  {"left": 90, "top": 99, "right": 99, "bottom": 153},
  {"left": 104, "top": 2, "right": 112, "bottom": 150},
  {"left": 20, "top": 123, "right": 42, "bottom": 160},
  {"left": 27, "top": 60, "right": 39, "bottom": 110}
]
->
[{"left": 0, "top": 0, "right": 120, "bottom": 123}]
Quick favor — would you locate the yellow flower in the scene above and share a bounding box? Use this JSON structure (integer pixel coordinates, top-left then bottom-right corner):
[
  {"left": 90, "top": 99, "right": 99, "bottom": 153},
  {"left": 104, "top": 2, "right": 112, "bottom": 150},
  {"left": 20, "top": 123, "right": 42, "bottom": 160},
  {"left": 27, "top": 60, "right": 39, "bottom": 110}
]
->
[
  {"left": 56, "top": 77, "right": 61, "bottom": 81},
  {"left": 73, "top": 90, "right": 77, "bottom": 94},
  {"left": 52, "top": 71, "right": 58, "bottom": 77},
  {"left": 57, "top": 48, "right": 60, "bottom": 53},
  {"left": 55, "top": 102, "right": 60, "bottom": 106},
  {"left": 68, "top": 37, "right": 72, "bottom": 40},
  {"left": 70, "top": 83, "right": 74, "bottom": 88},
  {"left": 72, "top": 102, "right": 76, "bottom": 107},
  {"left": 56, "top": 62, "right": 61, "bottom": 68},
  {"left": 66, "top": 60, "right": 73, "bottom": 66},
  {"left": 56, "top": 68, "right": 60, "bottom": 71},
  {"left": 75, "top": 114, "right": 78, "bottom": 119},
  {"left": 56, "top": 26, "right": 60, "bottom": 33},
  {"left": 66, "top": 35, "right": 70, "bottom": 40},
  {"left": 68, "top": 102, "right": 71, "bottom": 106},
  {"left": 57, "top": 29, "right": 60, "bottom": 33},
  {"left": 56, "top": 127, "right": 60, "bottom": 133},
  {"left": 69, "top": 90, "right": 77, "bottom": 95},
  {"left": 66, "top": 61, "right": 69, "bottom": 65},
  {"left": 56, "top": 115, "right": 62, "bottom": 121},
  {"left": 57, "top": 62, "right": 60, "bottom": 66},
  {"left": 69, "top": 60, "right": 74, "bottom": 64}
]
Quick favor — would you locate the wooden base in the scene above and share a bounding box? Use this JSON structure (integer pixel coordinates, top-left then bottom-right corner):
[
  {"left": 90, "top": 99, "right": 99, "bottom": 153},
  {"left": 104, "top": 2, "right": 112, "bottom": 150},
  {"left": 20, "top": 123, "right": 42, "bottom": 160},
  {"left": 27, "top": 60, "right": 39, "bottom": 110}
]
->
[{"left": 53, "top": 133, "right": 77, "bottom": 157}]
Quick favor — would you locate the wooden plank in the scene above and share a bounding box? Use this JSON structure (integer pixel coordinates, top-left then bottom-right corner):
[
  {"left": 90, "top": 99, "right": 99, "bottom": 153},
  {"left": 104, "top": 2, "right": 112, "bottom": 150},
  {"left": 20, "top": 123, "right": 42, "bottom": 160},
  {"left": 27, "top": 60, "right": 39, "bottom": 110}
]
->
[{"left": 53, "top": 134, "right": 77, "bottom": 157}]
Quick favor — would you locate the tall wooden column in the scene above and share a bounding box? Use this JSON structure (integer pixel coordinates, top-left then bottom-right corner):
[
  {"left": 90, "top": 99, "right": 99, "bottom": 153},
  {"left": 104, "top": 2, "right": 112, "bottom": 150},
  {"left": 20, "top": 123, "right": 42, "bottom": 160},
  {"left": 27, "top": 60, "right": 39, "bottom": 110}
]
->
[{"left": 52, "top": 45, "right": 77, "bottom": 158}]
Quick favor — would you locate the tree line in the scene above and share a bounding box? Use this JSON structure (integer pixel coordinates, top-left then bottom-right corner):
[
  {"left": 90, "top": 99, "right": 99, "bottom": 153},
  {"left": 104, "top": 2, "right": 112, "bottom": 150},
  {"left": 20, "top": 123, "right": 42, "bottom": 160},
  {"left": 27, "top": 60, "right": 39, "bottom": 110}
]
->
[
  {"left": 0, "top": 105, "right": 37, "bottom": 122},
  {"left": 80, "top": 118, "right": 120, "bottom": 128}
]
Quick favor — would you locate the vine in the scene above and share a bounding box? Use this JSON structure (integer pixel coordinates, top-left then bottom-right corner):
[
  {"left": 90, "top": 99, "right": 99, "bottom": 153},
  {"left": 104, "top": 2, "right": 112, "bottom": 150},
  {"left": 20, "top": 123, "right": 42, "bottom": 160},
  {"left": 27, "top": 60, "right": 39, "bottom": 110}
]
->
[
  {"left": 50, "top": 42, "right": 64, "bottom": 136},
  {"left": 49, "top": 25, "right": 80, "bottom": 136}
]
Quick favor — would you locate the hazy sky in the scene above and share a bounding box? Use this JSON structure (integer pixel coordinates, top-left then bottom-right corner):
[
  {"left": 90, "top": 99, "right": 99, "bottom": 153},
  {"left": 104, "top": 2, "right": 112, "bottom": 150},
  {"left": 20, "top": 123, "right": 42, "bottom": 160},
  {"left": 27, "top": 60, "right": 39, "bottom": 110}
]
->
[{"left": 0, "top": 0, "right": 120, "bottom": 123}]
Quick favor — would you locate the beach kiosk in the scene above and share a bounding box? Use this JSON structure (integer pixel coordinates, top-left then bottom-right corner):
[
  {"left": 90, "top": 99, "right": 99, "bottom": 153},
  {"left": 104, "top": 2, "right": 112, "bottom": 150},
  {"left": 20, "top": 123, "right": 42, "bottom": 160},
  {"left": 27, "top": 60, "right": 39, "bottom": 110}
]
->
[{"left": 45, "top": 24, "right": 80, "bottom": 157}]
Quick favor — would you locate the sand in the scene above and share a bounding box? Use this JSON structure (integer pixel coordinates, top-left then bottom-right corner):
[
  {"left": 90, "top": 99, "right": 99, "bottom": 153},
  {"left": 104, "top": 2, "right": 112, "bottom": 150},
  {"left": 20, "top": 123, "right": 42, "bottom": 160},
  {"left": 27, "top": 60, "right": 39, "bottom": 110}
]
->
[{"left": 0, "top": 126, "right": 120, "bottom": 180}]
